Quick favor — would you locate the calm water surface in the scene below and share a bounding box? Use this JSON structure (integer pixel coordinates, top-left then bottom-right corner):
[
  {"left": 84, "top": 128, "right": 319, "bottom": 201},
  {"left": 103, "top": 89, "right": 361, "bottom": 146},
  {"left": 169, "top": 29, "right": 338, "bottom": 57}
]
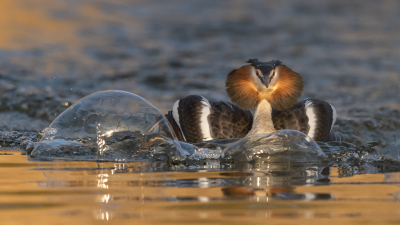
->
[{"left": 2, "top": 149, "right": 400, "bottom": 224}]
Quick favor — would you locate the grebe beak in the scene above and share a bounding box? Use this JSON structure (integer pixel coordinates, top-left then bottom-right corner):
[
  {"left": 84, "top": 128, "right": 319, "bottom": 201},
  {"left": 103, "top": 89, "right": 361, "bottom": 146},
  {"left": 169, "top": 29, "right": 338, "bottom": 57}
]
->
[
  {"left": 256, "top": 71, "right": 269, "bottom": 88},
  {"left": 248, "top": 59, "right": 281, "bottom": 88}
]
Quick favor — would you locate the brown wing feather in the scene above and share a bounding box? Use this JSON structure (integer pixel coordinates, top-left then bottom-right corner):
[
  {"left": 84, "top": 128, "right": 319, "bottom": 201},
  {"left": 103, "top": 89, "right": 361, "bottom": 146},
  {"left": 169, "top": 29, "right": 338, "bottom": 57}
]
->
[
  {"left": 209, "top": 101, "right": 253, "bottom": 139},
  {"left": 272, "top": 102, "right": 310, "bottom": 134}
]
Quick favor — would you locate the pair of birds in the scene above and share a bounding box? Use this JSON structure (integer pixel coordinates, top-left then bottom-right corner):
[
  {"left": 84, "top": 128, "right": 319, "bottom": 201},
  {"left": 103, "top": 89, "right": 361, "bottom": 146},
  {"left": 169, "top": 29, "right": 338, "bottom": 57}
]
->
[{"left": 165, "top": 59, "right": 339, "bottom": 143}]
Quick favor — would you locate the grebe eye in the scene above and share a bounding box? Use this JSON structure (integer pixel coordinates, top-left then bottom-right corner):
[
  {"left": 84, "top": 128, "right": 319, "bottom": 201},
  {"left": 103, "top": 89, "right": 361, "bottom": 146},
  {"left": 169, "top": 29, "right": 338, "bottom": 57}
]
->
[{"left": 256, "top": 70, "right": 260, "bottom": 76}]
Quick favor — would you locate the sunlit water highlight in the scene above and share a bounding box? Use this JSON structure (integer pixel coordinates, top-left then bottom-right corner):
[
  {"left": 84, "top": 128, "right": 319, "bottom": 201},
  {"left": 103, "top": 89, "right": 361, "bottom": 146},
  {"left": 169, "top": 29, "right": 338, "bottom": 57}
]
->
[{"left": 2, "top": 149, "right": 400, "bottom": 224}]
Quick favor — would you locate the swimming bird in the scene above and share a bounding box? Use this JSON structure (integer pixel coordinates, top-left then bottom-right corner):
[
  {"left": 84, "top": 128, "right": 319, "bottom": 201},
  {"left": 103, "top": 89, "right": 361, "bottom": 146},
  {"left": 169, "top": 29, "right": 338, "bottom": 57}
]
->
[{"left": 165, "top": 59, "right": 339, "bottom": 143}]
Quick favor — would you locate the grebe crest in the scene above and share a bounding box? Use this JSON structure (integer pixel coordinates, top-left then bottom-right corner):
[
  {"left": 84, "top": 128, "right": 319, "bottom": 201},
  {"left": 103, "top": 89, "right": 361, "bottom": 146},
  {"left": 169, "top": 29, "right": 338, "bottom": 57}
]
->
[{"left": 226, "top": 59, "right": 303, "bottom": 111}]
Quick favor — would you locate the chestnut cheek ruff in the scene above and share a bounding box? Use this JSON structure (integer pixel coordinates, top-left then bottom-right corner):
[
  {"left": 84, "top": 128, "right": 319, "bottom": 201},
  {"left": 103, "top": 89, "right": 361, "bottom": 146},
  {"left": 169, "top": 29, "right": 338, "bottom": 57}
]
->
[
  {"left": 226, "top": 66, "right": 260, "bottom": 110},
  {"left": 266, "top": 66, "right": 303, "bottom": 111}
]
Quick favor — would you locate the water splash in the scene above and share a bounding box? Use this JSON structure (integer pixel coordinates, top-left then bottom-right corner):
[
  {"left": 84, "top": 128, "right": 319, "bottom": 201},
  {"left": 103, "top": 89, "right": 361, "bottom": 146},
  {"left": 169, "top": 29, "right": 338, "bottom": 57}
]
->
[
  {"left": 30, "top": 91, "right": 188, "bottom": 161},
  {"left": 222, "top": 130, "right": 327, "bottom": 163},
  {"left": 189, "top": 147, "right": 223, "bottom": 160},
  {"left": 21, "top": 91, "right": 400, "bottom": 168}
]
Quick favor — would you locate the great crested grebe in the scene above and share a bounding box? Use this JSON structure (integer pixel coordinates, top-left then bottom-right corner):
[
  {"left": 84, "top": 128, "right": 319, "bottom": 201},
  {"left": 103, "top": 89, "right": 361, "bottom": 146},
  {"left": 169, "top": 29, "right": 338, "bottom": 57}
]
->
[{"left": 165, "top": 59, "right": 340, "bottom": 143}]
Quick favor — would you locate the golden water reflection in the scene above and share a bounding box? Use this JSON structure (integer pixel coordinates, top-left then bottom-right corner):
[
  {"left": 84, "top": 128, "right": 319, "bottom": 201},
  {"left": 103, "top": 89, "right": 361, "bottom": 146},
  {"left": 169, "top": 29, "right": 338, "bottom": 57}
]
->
[{"left": 1, "top": 149, "right": 400, "bottom": 224}]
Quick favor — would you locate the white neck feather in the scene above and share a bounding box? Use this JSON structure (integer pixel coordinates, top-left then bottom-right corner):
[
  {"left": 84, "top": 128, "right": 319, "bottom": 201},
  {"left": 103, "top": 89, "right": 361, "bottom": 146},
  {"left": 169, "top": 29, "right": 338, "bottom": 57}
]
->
[{"left": 246, "top": 99, "right": 276, "bottom": 136}]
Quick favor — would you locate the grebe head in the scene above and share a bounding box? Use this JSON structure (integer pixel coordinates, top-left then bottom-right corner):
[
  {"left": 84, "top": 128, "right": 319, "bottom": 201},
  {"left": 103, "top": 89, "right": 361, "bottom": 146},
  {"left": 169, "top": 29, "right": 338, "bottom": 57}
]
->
[{"left": 225, "top": 59, "right": 303, "bottom": 111}]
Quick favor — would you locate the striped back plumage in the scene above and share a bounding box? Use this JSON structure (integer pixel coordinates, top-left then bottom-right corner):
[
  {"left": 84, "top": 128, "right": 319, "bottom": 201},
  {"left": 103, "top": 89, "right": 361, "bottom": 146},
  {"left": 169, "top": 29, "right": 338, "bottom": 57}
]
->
[{"left": 166, "top": 95, "right": 339, "bottom": 143}]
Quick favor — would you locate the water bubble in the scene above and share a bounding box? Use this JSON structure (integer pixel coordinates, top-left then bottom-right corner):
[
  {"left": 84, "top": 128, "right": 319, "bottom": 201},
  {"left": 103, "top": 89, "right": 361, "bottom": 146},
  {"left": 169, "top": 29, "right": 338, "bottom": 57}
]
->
[
  {"left": 189, "top": 147, "right": 222, "bottom": 160},
  {"left": 31, "top": 90, "right": 188, "bottom": 161},
  {"left": 222, "top": 130, "right": 327, "bottom": 162}
]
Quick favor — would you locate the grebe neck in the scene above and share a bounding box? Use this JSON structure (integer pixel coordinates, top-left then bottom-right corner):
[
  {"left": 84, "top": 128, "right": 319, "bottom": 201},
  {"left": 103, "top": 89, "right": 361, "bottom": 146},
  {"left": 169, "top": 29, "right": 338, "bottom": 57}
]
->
[{"left": 246, "top": 99, "right": 276, "bottom": 136}]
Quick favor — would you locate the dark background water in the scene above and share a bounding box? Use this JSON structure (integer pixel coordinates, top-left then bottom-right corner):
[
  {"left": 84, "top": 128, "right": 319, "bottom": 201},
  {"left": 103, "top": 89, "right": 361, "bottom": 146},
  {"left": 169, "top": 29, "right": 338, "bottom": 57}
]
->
[{"left": 0, "top": 0, "right": 399, "bottom": 151}]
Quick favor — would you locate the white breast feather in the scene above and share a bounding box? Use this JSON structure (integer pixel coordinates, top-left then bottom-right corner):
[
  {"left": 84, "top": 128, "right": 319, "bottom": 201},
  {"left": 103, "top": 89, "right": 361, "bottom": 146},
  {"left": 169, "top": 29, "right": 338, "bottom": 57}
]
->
[
  {"left": 329, "top": 103, "right": 337, "bottom": 131},
  {"left": 199, "top": 96, "right": 212, "bottom": 141},
  {"left": 305, "top": 100, "right": 317, "bottom": 139},
  {"left": 172, "top": 100, "right": 186, "bottom": 141}
]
